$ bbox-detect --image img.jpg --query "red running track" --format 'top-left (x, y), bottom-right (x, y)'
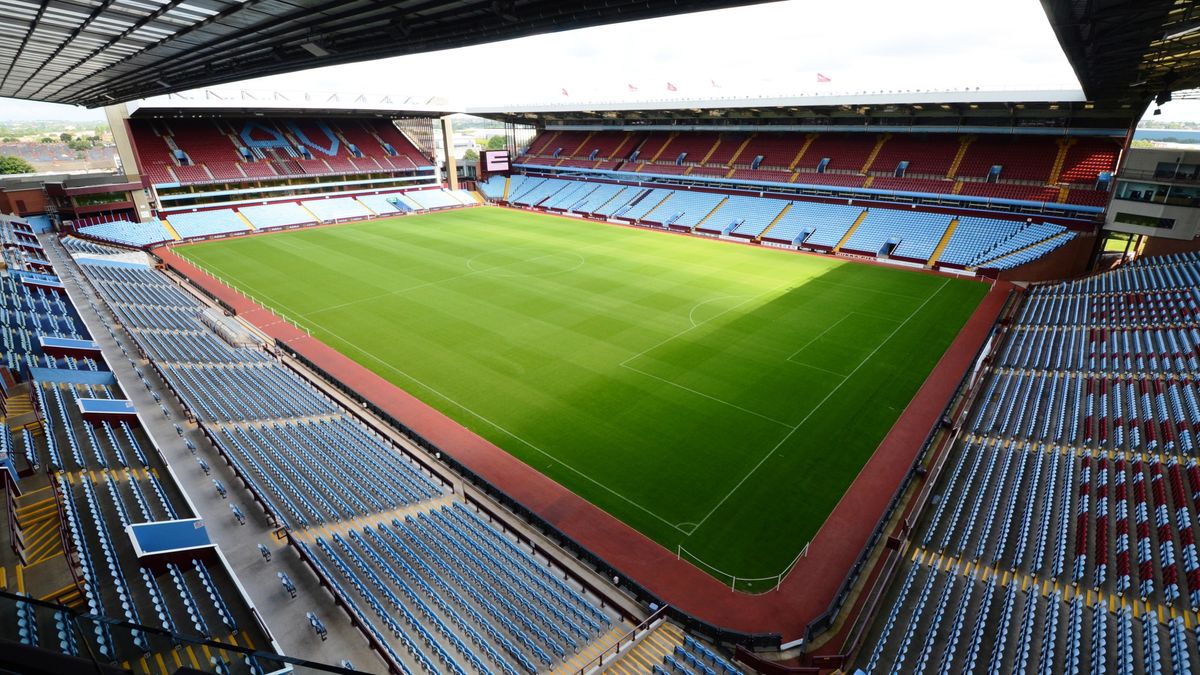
top-left (154, 244), bottom-right (1012, 642)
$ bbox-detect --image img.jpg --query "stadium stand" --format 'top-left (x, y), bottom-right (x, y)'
top-left (841, 209), bottom-right (953, 261)
top-left (0, 222), bottom-right (282, 672)
top-left (128, 117), bottom-right (434, 186)
top-left (355, 193), bottom-right (406, 215)
top-left (77, 219), bottom-right (174, 247)
top-left (239, 202), bottom-right (319, 229)
top-left (486, 173), bottom-right (1076, 270)
top-left (858, 252), bottom-right (1200, 674)
top-left (69, 247), bottom-right (629, 674)
top-left (299, 197), bottom-right (373, 222)
top-left (166, 210), bottom-right (251, 239)
top-left (515, 129), bottom-right (1121, 209)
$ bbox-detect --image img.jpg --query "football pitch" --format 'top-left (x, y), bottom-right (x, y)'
top-left (176, 206), bottom-right (988, 584)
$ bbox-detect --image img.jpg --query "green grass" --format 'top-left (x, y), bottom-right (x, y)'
top-left (177, 207), bottom-right (988, 585)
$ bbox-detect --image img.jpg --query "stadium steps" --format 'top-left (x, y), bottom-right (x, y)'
top-left (648, 132), bottom-right (679, 163)
top-left (951, 180), bottom-right (964, 194)
top-left (906, 545), bottom-right (1189, 633)
top-left (1049, 138), bottom-right (1075, 184)
top-left (502, 176), bottom-right (511, 200)
top-left (925, 217), bottom-right (959, 267)
top-left (725, 133), bottom-right (757, 167)
top-left (861, 133), bottom-right (892, 173)
top-left (788, 133), bottom-right (819, 170)
top-left (290, 494), bottom-right (456, 542)
top-left (697, 136), bottom-right (724, 166)
top-left (862, 175), bottom-right (875, 188)
top-left (550, 622), bottom-right (632, 674)
top-left (15, 491), bottom-right (66, 567)
top-left (756, 202), bottom-right (793, 241)
top-left (40, 582), bottom-right (84, 610)
top-left (591, 188), bottom-right (631, 215)
top-left (640, 192), bottom-right (676, 222)
top-left (1057, 186), bottom-right (1071, 203)
top-left (946, 136), bottom-right (974, 178)
top-left (235, 211), bottom-right (256, 230)
top-left (355, 197), bottom-right (378, 216)
top-left (693, 197), bottom-right (730, 229)
top-left (602, 620), bottom-right (686, 675)
top-left (124, 632), bottom-right (248, 675)
top-left (160, 219), bottom-right (183, 241)
top-left (3, 387), bottom-right (34, 418)
top-left (469, 190), bottom-right (485, 204)
top-left (558, 131), bottom-right (595, 165)
top-left (972, 230), bottom-right (1071, 270)
top-left (833, 209), bottom-right (871, 253)
top-left (297, 203), bottom-right (323, 224)
top-left (605, 134), bottom-right (637, 165)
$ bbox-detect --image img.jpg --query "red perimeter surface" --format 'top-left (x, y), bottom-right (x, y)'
top-left (154, 244), bottom-right (1012, 642)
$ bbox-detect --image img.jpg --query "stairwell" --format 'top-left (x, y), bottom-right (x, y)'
top-left (946, 136), bottom-right (974, 178)
top-left (926, 217), bottom-right (960, 267)
top-left (757, 202), bottom-right (793, 240)
top-left (834, 209), bottom-right (870, 252)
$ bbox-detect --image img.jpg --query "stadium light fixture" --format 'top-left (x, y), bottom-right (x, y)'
top-left (301, 42), bottom-right (331, 57)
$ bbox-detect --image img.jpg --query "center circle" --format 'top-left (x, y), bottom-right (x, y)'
top-left (466, 247), bottom-right (586, 277)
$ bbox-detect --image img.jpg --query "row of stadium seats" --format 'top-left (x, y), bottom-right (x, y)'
top-left (130, 117), bottom-right (432, 186)
top-left (857, 252), bottom-right (1200, 673)
top-left (520, 128), bottom-right (1118, 187)
top-left (490, 174), bottom-right (1075, 270)
top-left (77, 219), bottom-right (174, 248)
top-left (75, 188), bottom-right (476, 248)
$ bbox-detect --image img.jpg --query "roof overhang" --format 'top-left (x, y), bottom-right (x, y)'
top-left (468, 89), bottom-right (1133, 130)
top-left (0, 0), bottom-right (778, 108)
top-left (1040, 0), bottom-right (1200, 110)
top-left (126, 88), bottom-right (458, 118)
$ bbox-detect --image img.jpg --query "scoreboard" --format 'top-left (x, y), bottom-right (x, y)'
top-left (480, 149), bottom-right (510, 176)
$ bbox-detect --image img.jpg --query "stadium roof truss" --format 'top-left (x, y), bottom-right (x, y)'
top-left (0, 0), bottom-right (778, 108)
top-left (1042, 0), bottom-right (1200, 109)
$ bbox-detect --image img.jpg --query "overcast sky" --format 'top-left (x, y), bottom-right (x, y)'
top-left (0, 0), bottom-right (1193, 123)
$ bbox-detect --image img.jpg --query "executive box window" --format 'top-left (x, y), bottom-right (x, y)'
top-left (1113, 211), bottom-right (1176, 230)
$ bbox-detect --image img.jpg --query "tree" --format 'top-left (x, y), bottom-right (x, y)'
top-left (0, 156), bottom-right (36, 174)
top-left (485, 135), bottom-right (507, 150)
top-left (1, 137), bottom-right (17, 143)
top-left (59, 132), bottom-right (73, 142)
top-left (40, 137), bottom-right (54, 143)
top-left (463, 148), bottom-right (479, 162)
